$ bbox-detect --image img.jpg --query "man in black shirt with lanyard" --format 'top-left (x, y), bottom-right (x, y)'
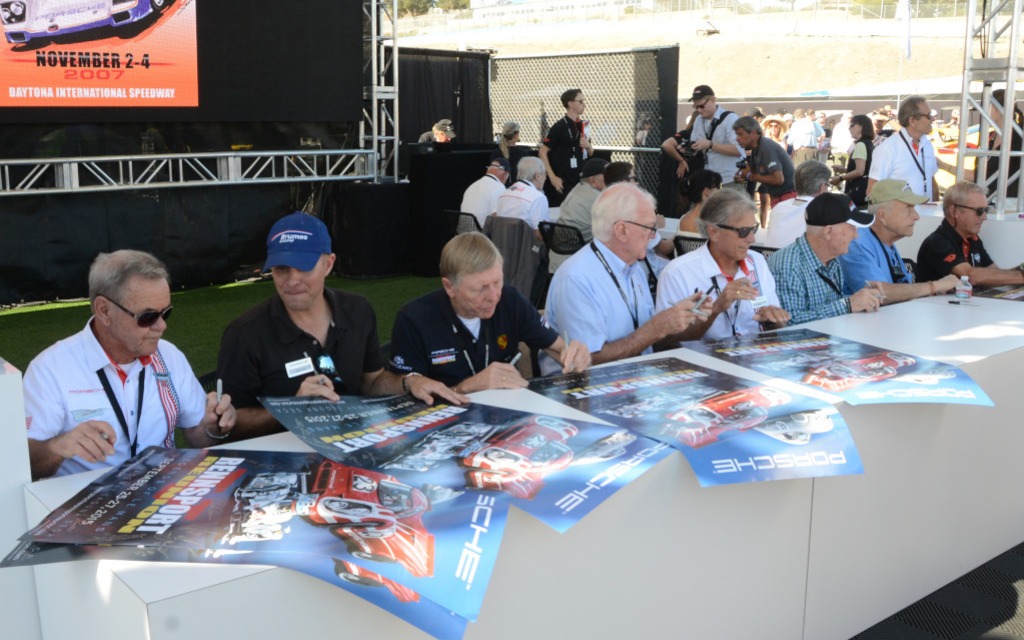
top-left (916, 180), bottom-right (1024, 285)
top-left (540, 88), bottom-right (594, 206)
top-left (389, 233), bottom-right (590, 393)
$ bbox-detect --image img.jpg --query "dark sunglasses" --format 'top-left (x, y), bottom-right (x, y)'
top-left (102, 295), bottom-right (173, 328)
top-left (715, 222), bottom-right (760, 238)
top-left (955, 203), bottom-right (989, 217)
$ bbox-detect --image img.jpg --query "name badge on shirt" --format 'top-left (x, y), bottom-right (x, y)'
top-left (569, 157), bottom-right (578, 169)
top-left (750, 295), bottom-right (769, 310)
top-left (285, 357), bottom-right (316, 379)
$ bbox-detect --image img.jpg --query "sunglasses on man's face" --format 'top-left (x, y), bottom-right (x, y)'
top-left (102, 295), bottom-right (173, 328)
top-left (715, 222), bottom-right (760, 238)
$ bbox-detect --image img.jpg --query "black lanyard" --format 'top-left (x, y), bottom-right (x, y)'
top-left (709, 276), bottom-right (741, 338)
top-left (896, 130), bottom-right (928, 194)
top-left (869, 228), bottom-right (909, 283)
top-left (816, 268), bottom-right (843, 296)
top-left (591, 242), bottom-right (640, 330)
top-left (96, 367), bottom-right (145, 458)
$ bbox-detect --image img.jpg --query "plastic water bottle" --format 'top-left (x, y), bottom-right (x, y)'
top-left (955, 275), bottom-right (973, 302)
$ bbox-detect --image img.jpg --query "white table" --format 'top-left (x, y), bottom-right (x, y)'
top-left (13, 296), bottom-right (1024, 639)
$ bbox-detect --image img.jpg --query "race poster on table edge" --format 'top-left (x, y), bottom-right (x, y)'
top-left (0, 1), bottom-right (198, 108)
top-left (528, 358), bottom-right (863, 487)
top-left (260, 395), bottom-right (673, 534)
top-left (15, 446), bottom-right (508, 623)
top-left (689, 328), bottom-right (993, 407)
top-left (974, 285), bottom-right (1024, 301)
top-left (1, 539), bottom-right (470, 640)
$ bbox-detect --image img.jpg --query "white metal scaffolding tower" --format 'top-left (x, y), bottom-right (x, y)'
top-left (363, 0), bottom-right (399, 183)
top-left (959, 0), bottom-right (1024, 212)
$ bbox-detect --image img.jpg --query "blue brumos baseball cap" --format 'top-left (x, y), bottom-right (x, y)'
top-left (264, 212), bottom-right (332, 272)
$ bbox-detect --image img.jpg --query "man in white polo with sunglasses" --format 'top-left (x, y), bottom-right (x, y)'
top-left (218, 212), bottom-right (464, 443)
top-left (23, 250), bottom-right (237, 478)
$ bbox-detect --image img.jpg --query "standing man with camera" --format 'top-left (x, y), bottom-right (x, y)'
top-left (732, 116), bottom-right (796, 211)
top-left (678, 85), bottom-right (744, 187)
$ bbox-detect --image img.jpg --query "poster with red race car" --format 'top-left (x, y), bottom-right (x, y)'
top-left (260, 395), bottom-right (673, 534)
top-left (528, 358), bottom-right (863, 487)
top-left (1, 539), bottom-right (469, 640)
top-left (14, 446), bottom-right (509, 625)
top-left (689, 328), bottom-right (993, 406)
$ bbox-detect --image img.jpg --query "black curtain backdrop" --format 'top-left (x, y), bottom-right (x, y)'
top-left (398, 48), bottom-right (492, 145)
top-left (0, 186), bottom-right (292, 305)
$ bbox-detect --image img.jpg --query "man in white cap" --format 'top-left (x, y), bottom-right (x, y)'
top-left (768, 193), bottom-right (885, 324)
top-left (218, 212), bottom-right (465, 441)
top-left (839, 179), bottom-right (959, 302)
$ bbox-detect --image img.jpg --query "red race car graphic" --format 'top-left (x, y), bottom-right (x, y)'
top-left (225, 461), bottom-right (434, 578)
top-left (459, 416), bottom-right (579, 499)
top-left (663, 386), bottom-right (792, 449)
top-left (802, 352), bottom-right (916, 392)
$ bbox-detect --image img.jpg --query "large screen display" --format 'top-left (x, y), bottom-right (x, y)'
top-left (0, 0), bottom-right (362, 122)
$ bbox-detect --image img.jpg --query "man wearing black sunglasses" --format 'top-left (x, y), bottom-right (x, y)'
top-left (23, 250), bottom-right (237, 479)
top-left (916, 180), bottom-right (1024, 285)
top-left (219, 212), bottom-right (465, 442)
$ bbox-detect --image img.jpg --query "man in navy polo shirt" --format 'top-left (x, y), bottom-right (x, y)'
top-left (388, 232), bottom-right (590, 393)
top-left (218, 212), bottom-right (464, 441)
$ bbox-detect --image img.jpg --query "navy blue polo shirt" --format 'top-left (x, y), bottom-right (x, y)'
top-left (388, 286), bottom-right (557, 386)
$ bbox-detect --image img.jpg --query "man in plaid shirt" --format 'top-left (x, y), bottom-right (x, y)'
top-left (768, 193), bottom-right (884, 324)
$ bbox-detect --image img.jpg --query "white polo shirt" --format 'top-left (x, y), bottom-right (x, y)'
top-left (496, 180), bottom-right (551, 230)
top-left (868, 129), bottom-right (938, 200)
top-left (23, 320), bottom-right (207, 477)
top-left (656, 244), bottom-right (779, 342)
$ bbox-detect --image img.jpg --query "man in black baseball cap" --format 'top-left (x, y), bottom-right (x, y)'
top-left (684, 84), bottom-right (743, 186)
top-left (767, 193), bottom-right (884, 323)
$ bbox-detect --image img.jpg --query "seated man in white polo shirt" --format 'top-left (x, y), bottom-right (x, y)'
top-left (23, 250), bottom-right (237, 478)
top-left (496, 156), bottom-right (551, 241)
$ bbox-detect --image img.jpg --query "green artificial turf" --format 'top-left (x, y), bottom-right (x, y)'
top-left (0, 274), bottom-right (438, 375)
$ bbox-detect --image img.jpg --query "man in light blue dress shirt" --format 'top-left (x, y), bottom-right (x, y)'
top-left (542, 183), bottom-right (706, 374)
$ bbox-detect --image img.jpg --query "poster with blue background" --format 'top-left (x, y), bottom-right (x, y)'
top-left (261, 395), bottom-right (671, 534)
top-left (18, 446), bottom-right (506, 624)
top-left (690, 328), bottom-right (993, 406)
top-left (529, 358), bottom-right (863, 487)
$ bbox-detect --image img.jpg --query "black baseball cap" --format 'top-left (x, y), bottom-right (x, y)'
top-left (580, 158), bottom-right (609, 179)
top-left (691, 85), bottom-right (715, 102)
top-left (805, 193), bottom-right (874, 227)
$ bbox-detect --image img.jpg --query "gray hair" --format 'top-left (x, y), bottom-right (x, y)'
top-left (732, 116), bottom-right (762, 136)
top-left (592, 183), bottom-right (656, 243)
top-left (439, 232), bottom-right (503, 286)
top-left (795, 160), bottom-right (832, 196)
top-left (88, 250), bottom-right (169, 304)
top-left (897, 95), bottom-right (927, 128)
top-left (517, 156), bottom-right (546, 182)
top-left (697, 189), bottom-right (757, 237)
top-left (942, 181), bottom-right (986, 219)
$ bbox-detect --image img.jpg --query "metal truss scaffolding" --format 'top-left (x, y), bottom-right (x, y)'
top-left (363, 0), bottom-right (399, 182)
top-left (959, 0), bottom-right (1024, 211)
top-left (0, 150), bottom-right (374, 197)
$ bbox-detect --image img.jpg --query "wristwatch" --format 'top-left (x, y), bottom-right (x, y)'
top-left (401, 371), bottom-right (422, 393)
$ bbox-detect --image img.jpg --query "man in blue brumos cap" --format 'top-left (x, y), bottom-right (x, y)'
top-left (218, 211), bottom-right (466, 442)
